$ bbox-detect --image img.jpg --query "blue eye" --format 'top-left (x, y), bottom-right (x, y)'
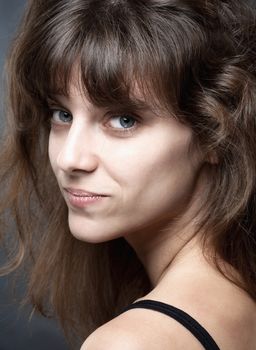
top-left (51, 110), bottom-right (72, 124)
top-left (109, 115), bottom-right (136, 129)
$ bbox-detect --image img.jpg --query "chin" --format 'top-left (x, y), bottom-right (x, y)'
top-left (68, 222), bottom-right (121, 244)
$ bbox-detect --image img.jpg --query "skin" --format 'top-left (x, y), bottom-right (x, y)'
top-left (48, 81), bottom-right (212, 280)
top-left (48, 83), bottom-right (208, 265)
top-left (48, 82), bottom-right (256, 349)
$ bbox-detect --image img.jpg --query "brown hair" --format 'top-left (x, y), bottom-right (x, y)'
top-left (1, 0), bottom-right (256, 345)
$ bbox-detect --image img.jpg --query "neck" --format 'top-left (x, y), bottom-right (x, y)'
top-left (125, 216), bottom-right (203, 287)
top-left (124, 171), bottom-right (208, 287)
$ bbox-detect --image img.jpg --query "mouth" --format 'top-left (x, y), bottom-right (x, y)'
top-left (63, 188), bottom-right (109, 208)
top-left (64, 188), bottom-right (109, 197)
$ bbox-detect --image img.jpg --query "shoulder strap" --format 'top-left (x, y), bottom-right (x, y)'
top-left (121, 299), bottom-right (220, 350)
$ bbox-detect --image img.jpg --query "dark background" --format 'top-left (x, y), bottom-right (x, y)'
top-left (0, 0), bottom-right (255, 349)
top-left (0, 1), bottom-right (69, 349)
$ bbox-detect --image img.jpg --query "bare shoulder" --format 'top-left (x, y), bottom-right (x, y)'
top-left (80, 262), bottom-right (256, 350)
top-left (80, 306), bottom-right (203, 350)
top-left (145, 259), bottom-right (256, 350)
top-left (80, 320), bottom-right (142, 350)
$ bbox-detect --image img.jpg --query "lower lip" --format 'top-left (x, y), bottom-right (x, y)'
top-left (65, 192), bottom-right (107, 208)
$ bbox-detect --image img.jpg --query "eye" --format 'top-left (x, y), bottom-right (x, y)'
top-left (51, 109), bottom-right (73, 124)
top-left (107, 114), bottom-right (137, 130)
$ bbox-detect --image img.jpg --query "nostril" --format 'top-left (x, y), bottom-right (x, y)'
top-left (56, 148), bottom-right (99, 174)
top-left (50, 120), bottom-right (100, 174)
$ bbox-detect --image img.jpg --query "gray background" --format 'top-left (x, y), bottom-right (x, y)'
top-left (0, 0), bottom-right (255, 349)
top-left (0, 1), bottom-right (69, 349)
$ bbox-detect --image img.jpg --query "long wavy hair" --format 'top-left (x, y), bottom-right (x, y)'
top-left (1, 0), bottom-right (256, 345)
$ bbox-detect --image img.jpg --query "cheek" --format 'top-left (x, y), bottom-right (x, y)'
top-left (48, 132), bottom-right (60, 173)
top-left (104, 129), bottom-right (196, 188)
top-left (103, 130), bottom-right (200, 218)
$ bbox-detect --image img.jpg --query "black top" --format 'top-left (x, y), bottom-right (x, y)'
top-left (121, 299), bottom-right (220, 350)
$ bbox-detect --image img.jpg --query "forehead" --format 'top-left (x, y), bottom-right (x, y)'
top-left (21, 0), bottom-right (203, 127)
top-left (49, 66), bottom-right (173, 117)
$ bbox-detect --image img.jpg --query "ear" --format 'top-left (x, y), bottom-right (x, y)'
top-left (205, 150), bottom-right (219, 165)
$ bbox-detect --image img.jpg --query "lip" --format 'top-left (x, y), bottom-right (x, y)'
top-left (64, 188), bottom-right (109, 197)
top-left (63, 188), bottom-right (109, 208)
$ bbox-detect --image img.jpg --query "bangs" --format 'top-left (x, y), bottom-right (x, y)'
top-left (18, 0), bottom-right (207, 116)
top-left (28, 28), bottom-right (173, 113)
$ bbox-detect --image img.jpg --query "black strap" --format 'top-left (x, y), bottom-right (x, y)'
top-left (121, 299), bottom-right (220, 350)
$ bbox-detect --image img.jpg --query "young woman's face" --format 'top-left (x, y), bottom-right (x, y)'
top-left (48, 83), bottom-right (206, 243)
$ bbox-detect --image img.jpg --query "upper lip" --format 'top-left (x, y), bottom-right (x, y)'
top-left (64, 188), bottom-right (109, 197)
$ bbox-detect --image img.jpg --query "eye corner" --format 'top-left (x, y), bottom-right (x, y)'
top-left (49, 109), bottom-right (73, 126)
top-left (102, 112), bottom-right (140, 137)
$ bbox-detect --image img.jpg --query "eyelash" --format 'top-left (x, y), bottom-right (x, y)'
top-left (50, 109), bottom-right (72, 124)
top-left (105, 113), bottom-right (140, 135)
top-left (48, 107), bottom-right (141, 135)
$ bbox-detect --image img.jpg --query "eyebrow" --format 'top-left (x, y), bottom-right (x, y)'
top-left (46, 93), bottom-right (156, 112)
top-left (45, 95), bottom-right (72, 114)
top-left (46, 95), bottom-right (66, 103)
top-left (129, 98), bottom-right (154, 111)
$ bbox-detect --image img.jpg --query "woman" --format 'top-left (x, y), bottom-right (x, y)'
top-left (1, 0), bottom-right (256, 349)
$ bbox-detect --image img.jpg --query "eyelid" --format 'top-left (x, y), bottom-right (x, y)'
top-left (103, 112), bottom-right (141, 136)
top-left (47, 101), bottom-right (72, 116)
top-left (105, 110), bottom-right (141, 121)
top-left (47, 101), bottom-right (70, 112)
top-left (48, 107), bottom-right (73, 127)
top-left (46, 96), bottom-right (71, 112)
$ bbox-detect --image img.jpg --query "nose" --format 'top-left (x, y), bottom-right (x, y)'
top-left (56, 122), bottom-right (99, 174)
